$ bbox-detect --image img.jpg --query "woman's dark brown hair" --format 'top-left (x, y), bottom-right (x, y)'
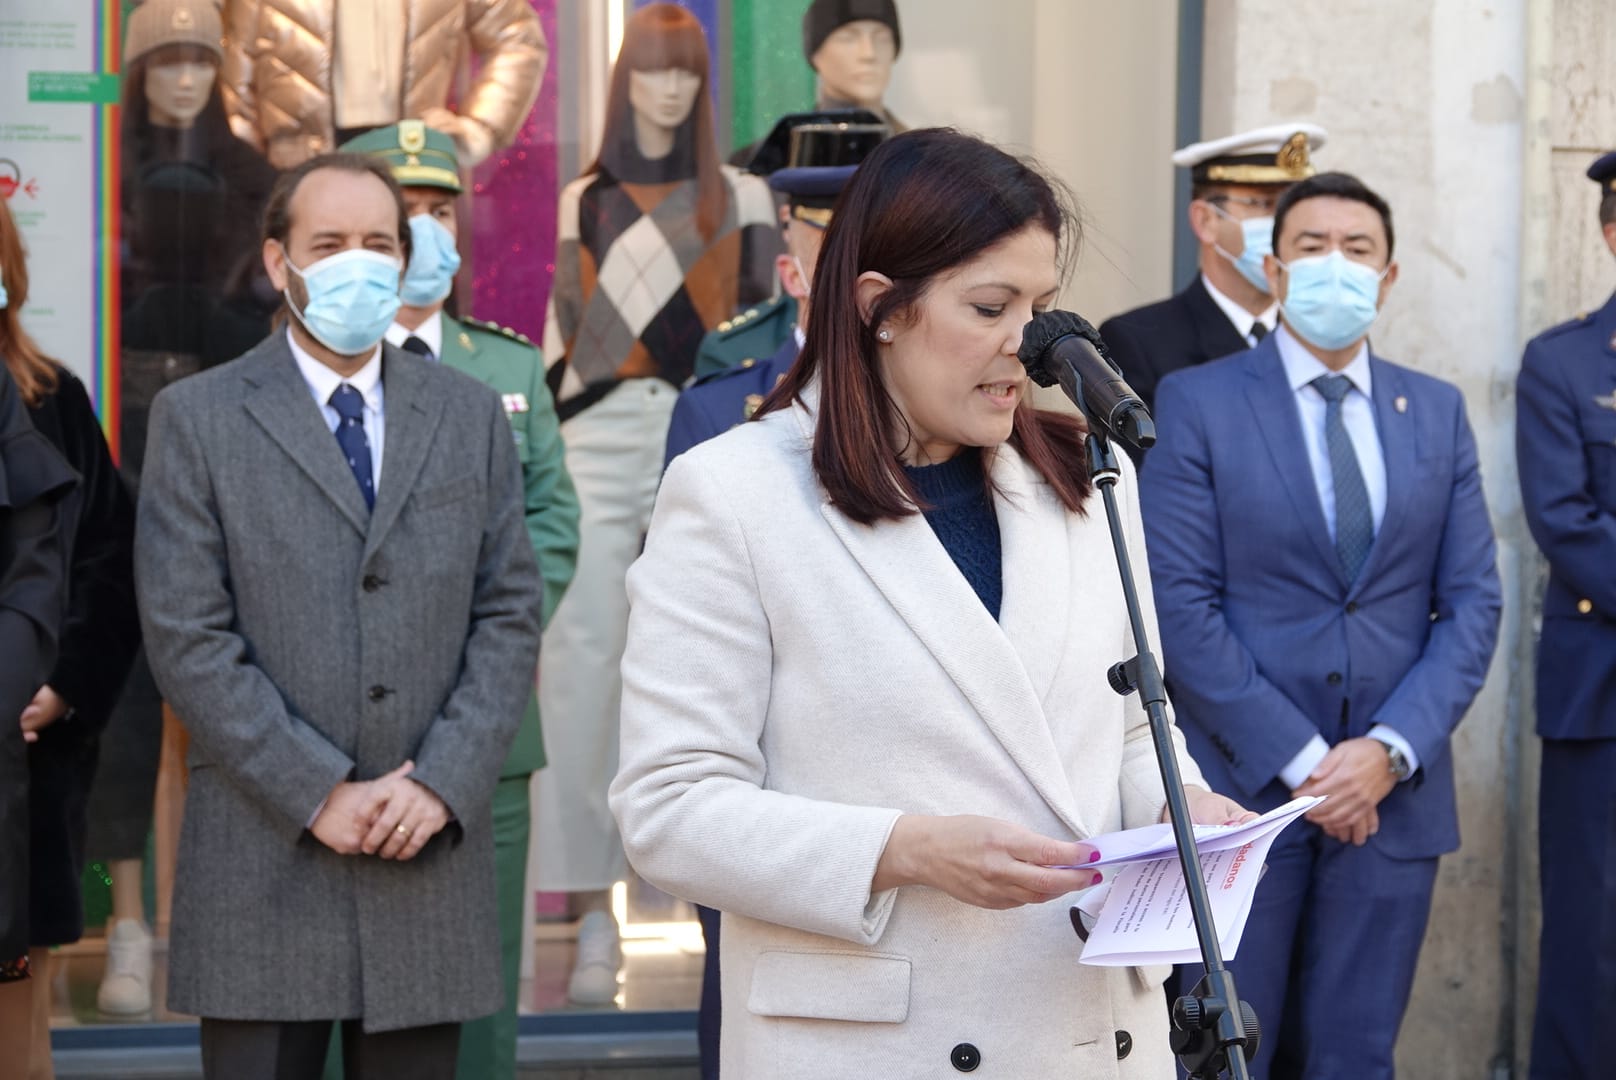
top-left (0, 197), bottom-right (60, 407)
top-left (589, 3), bottom-right (726, 243)
top-left (757, 127), bottom-right (1092, 525)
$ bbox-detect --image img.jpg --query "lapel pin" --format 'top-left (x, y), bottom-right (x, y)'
top-left (1394, 395), bottom-right (1408, 414)
top-left (459, 332), bottom-right (474, 351)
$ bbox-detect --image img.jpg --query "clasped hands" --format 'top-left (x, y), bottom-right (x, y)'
top-left (1292, 737), bottom-right (1399, 846)
top-left (310, 760), bottom-right (449, 861)
top-left (872, 784), bottom-right (1255, 912)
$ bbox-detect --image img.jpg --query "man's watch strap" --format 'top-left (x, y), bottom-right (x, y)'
top-left (1383, 742), bottom-right (1412, 782)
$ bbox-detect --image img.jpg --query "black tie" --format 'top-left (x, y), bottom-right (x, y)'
top-left (1250, 322), bottom-right (1269, 343)
top-left (401, 335), bottom-right (434, 361)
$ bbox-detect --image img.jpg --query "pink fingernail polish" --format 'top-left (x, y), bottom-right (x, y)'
top-left (1087, 850), bottom-right (1101, 863)
top-left (1090, 871), bottom-right (1104, 887)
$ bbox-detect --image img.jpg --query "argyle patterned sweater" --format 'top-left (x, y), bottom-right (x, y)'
top-left (543, 163), bottom-right (777, 419)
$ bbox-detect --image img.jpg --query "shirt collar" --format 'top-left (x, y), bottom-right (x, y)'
top-left (385, 312), bottom-right (444, 359)
top-left (1276, 323), bottom-right (1373, 398)
top-left (288, 328), bottom-right (384, 411)
top-left (1201, 273), bottom-right (1278, 339)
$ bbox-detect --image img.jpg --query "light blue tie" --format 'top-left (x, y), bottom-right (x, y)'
top-left (1311, 374), bottom-right (1372, 581)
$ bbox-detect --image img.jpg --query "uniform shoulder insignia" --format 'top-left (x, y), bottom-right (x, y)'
top-left (692, 359), bottom-right (760, 387)
top-left (461, 316), bottom-right (536, 346)
top-left (715, 305), bottom-right (766, 338)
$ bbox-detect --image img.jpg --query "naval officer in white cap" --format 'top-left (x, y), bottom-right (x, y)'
top-left (1100, 124), bottom-right (1327, 426)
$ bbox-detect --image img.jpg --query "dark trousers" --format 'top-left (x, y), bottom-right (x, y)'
top-left (1177, 819), bottom-right (1437, 1080)
top-left (1531, 739), bottom-right (1616, 1079)
top-left (200, 1017), bottom-right (459, 1080)
top-left (696, 903), bottom-right (721, 1080)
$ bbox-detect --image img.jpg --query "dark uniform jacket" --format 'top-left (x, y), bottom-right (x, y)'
top-left (1099, 276), bottom-right (1252, 414)
top-left (666, 336), bottom-right (798, 468)
top-left (1518, 290), bottom-right (1616, 739)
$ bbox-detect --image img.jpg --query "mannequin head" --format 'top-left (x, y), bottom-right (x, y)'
top-left (802, 0), bottom-right (902, 111)
top-left (591, 4), bottom-right (724, 241)
top-left (121, 0), bottom-right (224, 130)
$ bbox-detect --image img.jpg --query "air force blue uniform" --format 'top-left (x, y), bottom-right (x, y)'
top-left (665, 337), bottom-right (797, 468)
top-left (1518, 289), bottom-right (1616, 1079)
top-left (1141, 334), bottom-right (1501, 1080)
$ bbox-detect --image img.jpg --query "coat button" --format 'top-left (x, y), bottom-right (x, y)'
top-left (1116, 1030), bottom-right (1133, 1059)
top-left (362, 574), bottom-right (382, 592)
top-left (1345, 602), bottom-right (1358, 614)
top-left (367, 685), bottom-right (387, 702)
top-left (950, 1043), bottom-right (981, 1072)
top-left (1579, 598), bottom-right (1594, 615)
top-left (1326, 671), bottom-right (1343, 686)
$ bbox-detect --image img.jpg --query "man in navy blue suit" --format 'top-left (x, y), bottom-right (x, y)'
top-left (1517, 149), bottom-right (1616, 1080)
top-left (1139, 171), bottom-right (1501, 1080)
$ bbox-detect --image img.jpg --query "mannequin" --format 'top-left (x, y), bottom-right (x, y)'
top-left (535, 2), bottom-right (776, 1006)
top-left (95, 0), bottom-right (274, 1020)
top-left (219, 0), bottom-right (548, 168)
top-left (803, 0), bottom-right (905, 132)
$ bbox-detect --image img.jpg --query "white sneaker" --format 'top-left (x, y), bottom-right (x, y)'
top-left (566, 911), bottom-right (623, 1006)
top-left (97, 919), bottom-right (153, 1016)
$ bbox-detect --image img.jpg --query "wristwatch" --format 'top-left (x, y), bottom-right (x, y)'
top-left (1382, 742), bottom-right (1412, 782)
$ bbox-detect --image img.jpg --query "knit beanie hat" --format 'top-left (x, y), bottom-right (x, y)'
top-left (123, 0), bottom-right (223, 65)
top-left (802, 0), bottom-right (902, 63)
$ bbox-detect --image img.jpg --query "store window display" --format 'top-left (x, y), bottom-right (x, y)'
top-left (90, 0), bottom-right (277, 1021)
top-left (804, 0), bottom-right (905, 133)
top-left (534, 1), bottom-right (776, 1007)
top-left (219, 0), bottom-right (549, 169)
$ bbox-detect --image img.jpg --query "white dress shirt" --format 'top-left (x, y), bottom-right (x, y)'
top-left (1201, 273), bottom-right (1278, 346)
top-left (386, 313), bottom-right (444, 361)
top-left (1271, 324), bottom-right (1418, 787)
top-left (289, 329), bottom-right (386, 492)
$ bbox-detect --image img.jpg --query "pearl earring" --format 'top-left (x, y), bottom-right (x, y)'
top-left (877, 328), bottom-right (892, 342)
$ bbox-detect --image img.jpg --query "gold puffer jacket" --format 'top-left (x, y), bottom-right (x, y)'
top-left (220, 0), bottom-right (548, 170)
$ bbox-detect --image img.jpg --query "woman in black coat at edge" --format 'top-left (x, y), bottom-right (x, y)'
top-left (0, 355), bottom-right (76, 1076)
top-left (0, 195), bottom-right (141, 1076)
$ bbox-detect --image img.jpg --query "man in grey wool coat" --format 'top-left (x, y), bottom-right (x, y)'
top-left (133, 151), bottom-right (542, 1079)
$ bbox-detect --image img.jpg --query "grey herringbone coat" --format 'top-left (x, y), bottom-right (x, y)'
top-left (134, 333), bottom-right (542, 1032)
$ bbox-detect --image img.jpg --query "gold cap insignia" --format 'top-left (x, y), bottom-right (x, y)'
top-left (1276, 131), bottom-right (1311, 176)
top-left (399, 120), bottom-right (427, 155)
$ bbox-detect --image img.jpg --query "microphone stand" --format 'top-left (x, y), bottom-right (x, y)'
top-left (1081, 429), bottom-right (1260, 1080)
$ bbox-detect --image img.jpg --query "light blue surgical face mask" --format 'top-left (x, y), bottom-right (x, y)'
top-left (1277, 251), bottom-right (1388, 351)
top-left (401, 213), bottom-right (462, 307)
top-left (1209, 204), bottom-right (1275, 294)
top-left (282, 246), bottom-right (403, 355)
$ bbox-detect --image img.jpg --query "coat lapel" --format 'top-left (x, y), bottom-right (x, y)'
top-left (1241, 339), bottom-right (1347, 587)
top-left (241, 338), bottom-right (370, 538)
top-left (815, 441), bottom-right (1087, 838)
top-left (364, 346), bottom-right (446, 559)
top-left (1351, 354), bottom-right (1415, 596)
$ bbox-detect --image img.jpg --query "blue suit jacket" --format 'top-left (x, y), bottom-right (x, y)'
top-left (1518, 290), bottom-right (1616, 739)
top-left (1140, 335), bottom-right (1500, 860)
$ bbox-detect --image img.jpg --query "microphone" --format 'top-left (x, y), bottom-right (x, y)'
top-left (1017, 311), bottom-right (1156, 450)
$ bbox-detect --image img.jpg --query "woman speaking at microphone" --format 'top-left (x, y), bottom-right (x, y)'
top-left (611, 128), bottom-right (1250, 1078)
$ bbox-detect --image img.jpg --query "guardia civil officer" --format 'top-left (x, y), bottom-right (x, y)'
top-left (1100, 125), bottom-right (1326, 417)
top-left (341, 121), bottom-right (580, 1080)
top-left (1518, 150), bottom-right (1616, 1080)
top-left (668, 114), bottom-right (886, 467)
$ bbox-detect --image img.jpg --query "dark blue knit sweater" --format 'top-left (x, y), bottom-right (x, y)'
top-left (904, 447), bottom-right (1003, 620)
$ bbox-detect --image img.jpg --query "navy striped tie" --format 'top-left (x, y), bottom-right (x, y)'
top-left (329, 384), bottom-right (375, 511)
top-left (1311, 374), bottom-right (1372, 581)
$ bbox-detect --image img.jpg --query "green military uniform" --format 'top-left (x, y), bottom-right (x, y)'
top-left (691, 294), bottom-right (797, 381)
top-left (335, 122), bottom-right (580, 1080)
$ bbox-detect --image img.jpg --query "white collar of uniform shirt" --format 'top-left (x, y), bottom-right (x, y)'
top-left (1201, 272), bottom-right (1277, 344)
top-left (385, 311), bottom-right (444, 359)
top-left (288, 326), bottom-right (386, 487)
